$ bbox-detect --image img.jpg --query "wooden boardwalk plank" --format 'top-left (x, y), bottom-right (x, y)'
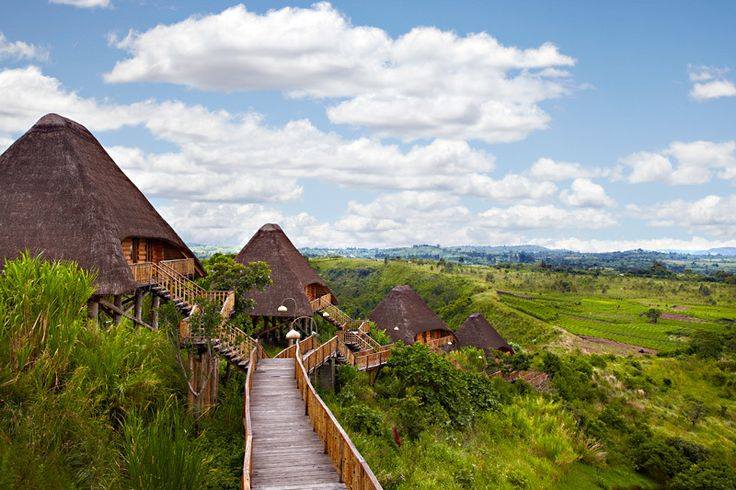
top-left (250, 358), bottom-right (346, 490)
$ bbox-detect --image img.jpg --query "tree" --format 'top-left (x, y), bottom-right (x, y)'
top-left (644, 308), bottom-right (662, 324)
top-left (199, 253), bottom-right (271, 313)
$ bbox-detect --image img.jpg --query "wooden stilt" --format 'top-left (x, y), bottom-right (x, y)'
top-left (113, 295), bottom-right (123, 325)
top-left (134, 289), bottom-right (143, 323)
top-left (151, 294), bottom-right (160, 329)
top-left (87, 297), bottom-right (99, 321)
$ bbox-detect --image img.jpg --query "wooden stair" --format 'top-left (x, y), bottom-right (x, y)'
top-left (250, 359), bottom-right (347, 489)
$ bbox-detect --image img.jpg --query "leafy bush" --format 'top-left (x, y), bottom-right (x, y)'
top-left (633, 436), bottom-right (709, 483)
top-left (342, 404), bottom-right (384, 436)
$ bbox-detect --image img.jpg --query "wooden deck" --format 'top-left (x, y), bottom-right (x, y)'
top-left (250, 358), bottom-right (346, 490)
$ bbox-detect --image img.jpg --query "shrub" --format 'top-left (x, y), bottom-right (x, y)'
top-left (342, 404), bottom-right (384, 436)
top-left (633, 436), bottom-right (709, 483)
top-left (670, 460), bottom-right (736, 490)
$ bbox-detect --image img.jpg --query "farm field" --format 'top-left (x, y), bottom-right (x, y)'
top-left (312, 257), bottom-right (736, 352)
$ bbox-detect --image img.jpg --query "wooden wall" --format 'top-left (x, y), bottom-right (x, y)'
top-left (415, 329), bottom-right (449, 344)
top-left (121, 237), bottom-right (186, 265)
top-left (304, 283), bottom-right (332, 302)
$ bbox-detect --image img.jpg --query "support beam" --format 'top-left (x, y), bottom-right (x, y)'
top-left (134, 289), bottom-right (144, 323)
top-left (87, 297), bottom-right (99, 322)
top-left (113, 295), bottom-right (123, 325)
top-left (151, 294), bottom-right (160, 330)
top-left (99, 299), bottom-right (154, 330)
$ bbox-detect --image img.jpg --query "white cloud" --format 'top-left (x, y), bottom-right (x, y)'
top-left (691, 80), bottom-right (736, 100)
top-left (559, 178), bottom-right (614, 207)
top-left (1, 66), bottom-right (559, 207)
top-left (688, 65), bottom-right (736, 100)
top-left (536, 236), bottom-right (736, 253)
top-left (0, 33), bottom-right (48, 61)
top-left (479, 204), bottom-right (615, 230)
top-left (643, 194), bottom-right (736, 238)
top-left (529, 157), bottom-right (608, 181)
top-left (619, 140), bottom-right (736, 185)
top-left (50, 0), bottom-right (110, 8)
top-left (0, 66), bottom-right (153, 134)
top-left (105, 3), bottom-right (575, 143)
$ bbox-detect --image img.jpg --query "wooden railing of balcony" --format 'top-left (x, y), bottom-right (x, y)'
top-left (160, 258), bottom-right (196, 277)
top-left (425, 335), bottom-right (456, 352)
top-left (295, 342), bottom-right (382, 490)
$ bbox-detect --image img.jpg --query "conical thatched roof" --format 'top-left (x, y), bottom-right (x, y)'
top-left (369, 285), bottom-right (453, 344)
top-left (235, 223), bottom-right (333, 317)
top-left (455, 313), bottom-right (513, 354)
top-left (0, 113), bottom-right (202, 295)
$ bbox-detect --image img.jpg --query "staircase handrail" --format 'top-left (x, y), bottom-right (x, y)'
top-left (309, 293), bottom-right (333, 312)
top-left (353, 344), bottom-right (393, 371)
top-left (295, 342), bottom-right (382, 490)
top-left (242, 339), bottom-right (263, 490)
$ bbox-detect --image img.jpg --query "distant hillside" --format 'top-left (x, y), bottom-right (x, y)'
top-left (302, 244), bottom-right (736, 274)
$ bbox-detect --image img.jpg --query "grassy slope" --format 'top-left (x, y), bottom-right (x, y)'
top-left (311, 258), bottom-right (556, 346)
top-left (313, 258), bottom-right (736, 488)
top-left (313, 258), bottom-right (736, 351)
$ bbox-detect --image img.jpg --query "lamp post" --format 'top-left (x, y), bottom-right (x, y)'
top-left (278, 297), bottom-right (297, 314)
top-left (288, 315), bottom-right (319, 337)
top-left (286, 328), bottom-right (301, 346)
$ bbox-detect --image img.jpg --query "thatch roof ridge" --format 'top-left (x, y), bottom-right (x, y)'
top-left (455, 312), bottom-right (513, 353)
top-left (368, 284), bottom-right (453, 344)
top-left (0, 113), bottom-right (202, 295)
top-left (235, 223), bottom-right (332, 317)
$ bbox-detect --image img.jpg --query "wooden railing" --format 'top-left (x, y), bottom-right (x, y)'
top-left (275, 334), bottom-right (320, 359)
top-left (353, 346), bottom-right (392, 371)
top-left (130, 261), bottom-right (230, 309)
top-left (129, 262), bottom-right (154, 283)
top-left (303, 336), bottom-right (339, 374)
top-left (425, 335), bottom-right (456, 352)
top-left (242, 341), bottom-right (264, 490)
top-left (160, 258), bottom-right (196, 277)
top-left (309, 293), bottom-right (333, 312)
top-left (342, 330), bottom-right (378, 353)
top-left (295, 343), bottom-right (382, 490)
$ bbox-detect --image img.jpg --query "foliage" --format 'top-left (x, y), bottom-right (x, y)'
top-left (369, 327), bottom-right (391, 346)
top-left (0, 255), bottom-right (234, 487)
top-left (121, 405), bottom-right (211, 490)
top-left (199, 253), bottom-right (271, 313)
top-left (644, 308), bottom-right (662, 324)
top-left (384, 344), bottom-right (500, 432)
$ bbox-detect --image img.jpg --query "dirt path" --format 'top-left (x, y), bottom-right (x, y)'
top-left (552, 327), bottom-right (657, 356)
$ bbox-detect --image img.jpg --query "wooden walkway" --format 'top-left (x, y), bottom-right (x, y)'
top-left (250, 358), bottom-right (346, 490)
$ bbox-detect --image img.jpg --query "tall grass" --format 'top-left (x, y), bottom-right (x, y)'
top-left (121, 404), bottom-right (211, 490)
top-left (0, 255), bottom-right (220, 487)
top-left (0, 253), bottom-right (93, 385)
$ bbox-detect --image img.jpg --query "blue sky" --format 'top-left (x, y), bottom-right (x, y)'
top-left (1, 0), bottom-right (735, 251)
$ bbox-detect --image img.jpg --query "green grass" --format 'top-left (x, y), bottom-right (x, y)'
top-left (313, 257), bottom-right (736, 351)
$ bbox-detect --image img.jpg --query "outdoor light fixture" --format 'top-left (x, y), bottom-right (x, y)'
top-left (323, 312), bottom-right (330, 317)
top-left (277, 305), bottom-right (288, 312)
top-left (394, 326), bottom-right (399, 330)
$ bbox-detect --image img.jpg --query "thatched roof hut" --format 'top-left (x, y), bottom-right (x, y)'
top-left (455, 313), bottom-right (514, 354)
top-left (0, 113), bottom-right (203, 295)
top-left (369, 285), bottom-right (454, 344)
top-left (235, 223), bottom-right (334, 318)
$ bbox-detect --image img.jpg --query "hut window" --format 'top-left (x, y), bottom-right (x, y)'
top-left (145, 240), bottom-right (153, 262)
top-left (131, 238), bottom-right (139, 262)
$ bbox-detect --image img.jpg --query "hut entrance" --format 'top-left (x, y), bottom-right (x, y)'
top-left (305, 282), bottom-right (331, 302)
top-left (415, 329), bottom-right (449, 344)
top-left (122, 237), bottom-right (179, 265)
